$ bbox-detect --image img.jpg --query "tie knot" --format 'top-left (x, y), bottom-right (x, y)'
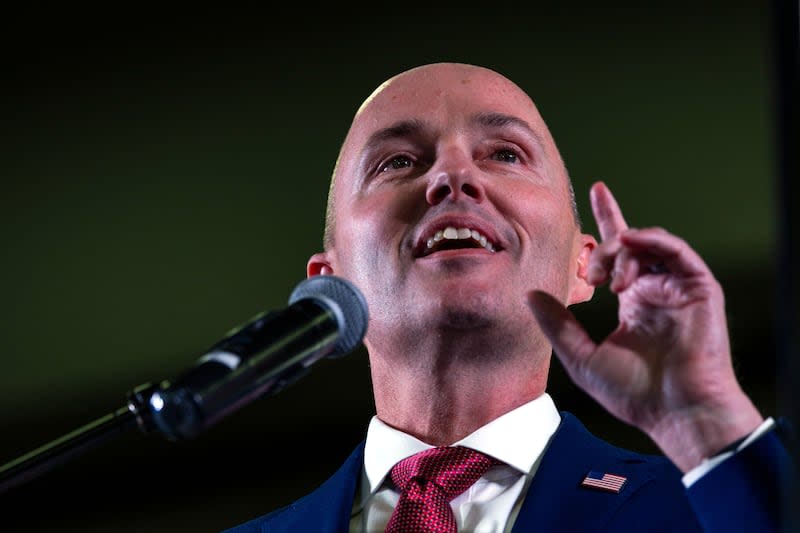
top-left (390, 446), bottom-right (498, 500)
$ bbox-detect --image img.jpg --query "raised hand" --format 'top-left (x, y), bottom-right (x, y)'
top-left (528, 181), bottom-right (763, 472)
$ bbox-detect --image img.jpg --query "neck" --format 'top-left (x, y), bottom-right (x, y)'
top-left (366, 325), bottom-right (550, 446)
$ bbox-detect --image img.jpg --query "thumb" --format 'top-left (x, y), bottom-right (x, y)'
top-left (527, 290), bottom-right (597, 377)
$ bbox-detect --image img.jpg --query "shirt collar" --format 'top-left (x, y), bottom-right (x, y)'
top-left (362, 393), bottom-right (561, 494)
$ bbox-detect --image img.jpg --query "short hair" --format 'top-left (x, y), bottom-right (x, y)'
top-left (323, 166), bottom-right (338, 249)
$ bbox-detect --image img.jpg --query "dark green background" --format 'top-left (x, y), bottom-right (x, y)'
top-left (1, 3), bottom-right (789, 531)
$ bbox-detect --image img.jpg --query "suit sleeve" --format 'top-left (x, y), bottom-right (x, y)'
top-left (685, 420), bottom-right (796, 532)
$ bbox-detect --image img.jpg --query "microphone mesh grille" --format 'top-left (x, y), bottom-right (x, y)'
top-left (288, 275), bottom-right (369, 357)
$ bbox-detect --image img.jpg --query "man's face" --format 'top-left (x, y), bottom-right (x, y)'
top-left (313, 63), bottom-right (594, 345)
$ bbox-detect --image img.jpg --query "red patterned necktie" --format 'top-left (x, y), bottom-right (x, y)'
top-left (384, 446), bottom-right (500, 533)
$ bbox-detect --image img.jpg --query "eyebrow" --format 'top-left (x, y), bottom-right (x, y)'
top-left (471, 112), bottom-right (546, 150)
top-left (364, 112), bottom-right (544, 149)
top-left (364, 118), bottom-right (429, 148)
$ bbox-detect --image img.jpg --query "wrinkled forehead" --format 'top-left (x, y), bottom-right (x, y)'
top-left (335, 65), bottom-right (559, 181)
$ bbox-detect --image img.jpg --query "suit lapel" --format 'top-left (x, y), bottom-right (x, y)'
top-left (263, 442), bottom-right (365, 533)
top-left (510, 412), bottom-right (654, 532)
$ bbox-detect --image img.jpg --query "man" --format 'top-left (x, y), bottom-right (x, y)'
top-left (223, 63), bottom-right (792, 532)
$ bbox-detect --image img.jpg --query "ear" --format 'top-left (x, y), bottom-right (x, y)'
top-left (567, 234), bottom-right (597, 305)
top-left (307, 251), bottom-right (335, 278)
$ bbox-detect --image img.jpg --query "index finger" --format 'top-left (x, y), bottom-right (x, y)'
top-left (590, 181), bottom-right (629, 241)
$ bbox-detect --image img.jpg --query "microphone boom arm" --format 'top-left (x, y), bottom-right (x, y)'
top-left (0, 275), bottom-right (368, 496)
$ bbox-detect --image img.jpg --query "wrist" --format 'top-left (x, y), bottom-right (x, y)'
top-left (648, 394), bottom-right (764, 472)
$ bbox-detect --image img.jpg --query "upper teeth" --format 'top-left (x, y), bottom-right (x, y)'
top-left (426, 226), bottom-right (495, 252)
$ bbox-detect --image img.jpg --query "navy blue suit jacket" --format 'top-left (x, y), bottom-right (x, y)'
top-left (222, 412), bottom-right (791, 532)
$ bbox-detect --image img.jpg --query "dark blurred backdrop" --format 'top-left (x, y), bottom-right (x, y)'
top-left (0, 2), bottom-right (788, 531)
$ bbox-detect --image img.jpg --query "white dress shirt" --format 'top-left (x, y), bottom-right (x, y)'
top-left (349, 393), bottom-right (562, 533)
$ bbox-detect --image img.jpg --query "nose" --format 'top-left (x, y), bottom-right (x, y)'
top-left (425, 147), bottom-right (486, 205)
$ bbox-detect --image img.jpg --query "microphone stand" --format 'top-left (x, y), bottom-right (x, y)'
top-left (0, 304), bottom-right (341, 495)
top-left (0, 275), bottom-right (366, 498)
top-left (0, 350), bottom-right (316, 496)
top-left (0, 382), bottom-right (161, 495)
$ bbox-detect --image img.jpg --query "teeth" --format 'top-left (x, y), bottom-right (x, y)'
top-left (425, 226), bottom-right (496, 253)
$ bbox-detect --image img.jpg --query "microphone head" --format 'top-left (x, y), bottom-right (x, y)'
top-left (288, 275), bottom-right (369, 357)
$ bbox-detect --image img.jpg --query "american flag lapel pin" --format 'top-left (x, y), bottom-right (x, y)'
top-left (580, 470), bottom-right (627, 493)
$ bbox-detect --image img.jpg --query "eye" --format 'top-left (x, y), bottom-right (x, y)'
top-left (490, 148), bottom-right (520, 164)
top-left (379, 154), bottom-right (414, 173)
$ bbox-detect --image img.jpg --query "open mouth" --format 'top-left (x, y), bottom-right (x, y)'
top-left (419, 226), bottom-right (499, 258)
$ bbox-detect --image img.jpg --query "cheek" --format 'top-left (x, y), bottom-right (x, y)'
top-left (335, 190), bottom-right (419, 275)
top-left (537, 229), bottom-right (580, 298)
top-left (507, 189), bottom-right (579, 293)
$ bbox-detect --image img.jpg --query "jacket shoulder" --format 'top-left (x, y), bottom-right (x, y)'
top-left (512, 411), bottom-right (702, 532)
top-left (220, 441), bottom-right (365, 533)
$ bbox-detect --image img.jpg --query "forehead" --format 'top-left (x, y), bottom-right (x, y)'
top-left (351, 65), bottom-right (547, 147)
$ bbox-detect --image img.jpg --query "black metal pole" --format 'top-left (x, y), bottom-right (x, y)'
top-left (0, 405), bottom-right (138, 495)
top-left (0, 382), bottom-right (159, 495)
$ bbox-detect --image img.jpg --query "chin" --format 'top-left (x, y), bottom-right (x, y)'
top-left (437, 308), bottom-right (496, 330)
top-left (432, 291), bottom-right (500, 330)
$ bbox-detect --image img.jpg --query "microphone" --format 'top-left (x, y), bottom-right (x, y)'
top-left (128, 275), bottom-right (369, 441)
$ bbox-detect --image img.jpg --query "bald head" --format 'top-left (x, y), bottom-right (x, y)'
top-left (322, 62), bottom-right (579, 249)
